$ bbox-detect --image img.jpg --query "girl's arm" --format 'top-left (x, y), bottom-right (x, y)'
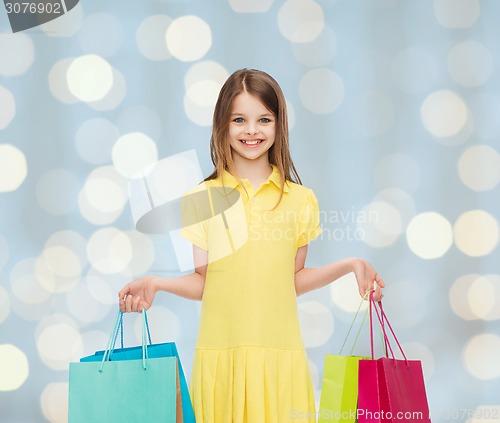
top-left (118, 245), bottom-right (208, 312)
top-left (294, 245), bottom-right (384, 299)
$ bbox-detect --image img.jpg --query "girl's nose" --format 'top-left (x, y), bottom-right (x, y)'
top-left (246, 124), bottom-right (257, 135)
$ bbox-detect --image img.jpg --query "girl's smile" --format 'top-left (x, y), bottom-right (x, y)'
top-left (239, 138), bottom-right (264, 146)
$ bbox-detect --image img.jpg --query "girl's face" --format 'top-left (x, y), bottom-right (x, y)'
top-left (228, 91), bottom-right (276, 164)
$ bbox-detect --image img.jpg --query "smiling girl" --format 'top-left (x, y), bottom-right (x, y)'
top-left (118, 69), bottom-right (384, 422)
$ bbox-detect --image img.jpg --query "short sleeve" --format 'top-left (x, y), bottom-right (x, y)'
top-left (297, 189), bottom-right (322, 247)
top-left (180, 186), bottom-right (208, 250)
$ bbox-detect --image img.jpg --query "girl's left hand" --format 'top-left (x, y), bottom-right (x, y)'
top-left (351, 258), bottom-right (385, 301)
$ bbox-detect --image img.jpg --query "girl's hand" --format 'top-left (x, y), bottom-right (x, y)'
top-left (351, 258), bottom-right (385, 301)
top-left (118, 276), bottom-right (158, 313)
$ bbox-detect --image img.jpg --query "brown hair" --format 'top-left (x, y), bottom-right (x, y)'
top-left (205, 69), bottom-right (302, 203)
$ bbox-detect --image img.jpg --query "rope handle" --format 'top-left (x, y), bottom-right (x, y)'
top-left (99, 310), bottom-right (152, 373)
top-left (112, 310), bottom-right (152, 354)
top-left (339, 290), bottom-right (370, 355)
top-left (339, 289), bottom-right (388, 357)
top-left (368, 292), bottom-right (408, 366)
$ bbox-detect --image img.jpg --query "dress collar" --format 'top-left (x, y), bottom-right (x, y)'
top-left (217, 164), bottom-right (290, 192)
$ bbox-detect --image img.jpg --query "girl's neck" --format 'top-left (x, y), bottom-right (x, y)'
top-left (231, 154), bottom-right (273, 188)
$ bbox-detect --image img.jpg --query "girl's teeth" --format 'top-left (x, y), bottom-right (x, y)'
top-left (243, 140), bottom-right (261, 145)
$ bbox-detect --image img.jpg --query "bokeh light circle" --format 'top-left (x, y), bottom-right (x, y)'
top-left (40, 382), bottom-right (69, 423)
top-left (87, 227), bottom-right (133, 274)
top-left (43, 230), bottom-right (88, 289)
top-left (277, 0), bottom-right (325, 43)
top-left (186, 80), bottom-right (222, 108)
top-left (86, 269), bottom-right (131, 306)
top-left (66, 54), bottom-right (114, 102)
top-left (330, 273), bottom-right (368, 313)
top-left (84, 178), bottom-right (127, 214)
top-left (458, 145), bottom-right (500, 192)
top-left (406, 212), bottom-right (453, 259)
top-left (0, 33), bottom-right (35, 76)
top-left (75, 118), bottom-right (119, 165)
top-left (468, 275), bottom-right (500, 321)
top-left (36, 169), bottom-right (80, 215)
top-left (136, 15), bottom-right (173, 61)
top-left (448, 41), bottom-right (492, 87)
top-left (421, 90), bottom-right (468, 138)
top-left (166, 15), bottom-right (212, 62)
top-left (0, 86), bottom-right (16, 129)
top-left (463, 333), bottom-right (500, 380)
top-left (42, 246), bottom-right (81, 279)
top-left (0, 344), bottom-right (29, 391)
top-left (36, 322), bottom-right (83, 370)
top-left (434, 0), bottom-right (480, 29)
top-left (183, 61), bottom-right (229, 126)
top-left (87, 67), bottom-right (127, 111)
top-left (78, 166), bottom-right (128, 225)
top-left (298, 301), bottom-right (334, 348)
top-left (10, 258), bottom-right (53, 304)
top-left (357, 201), bottom-right (403, 248)
top-left (299, 68), bottom-right (344, 114)
top-left (122, 231), bottom-right (155, 276)
top-left (112, 132), bottom-right (158, 178)
top-left (0, 144), bottom-right (27, 192)
top-left (449, 273), bottom-right (478, 321)
top-left (453, 210), bottom-right (498, 257)
top-left (48, 58), bottom-right (78, 104)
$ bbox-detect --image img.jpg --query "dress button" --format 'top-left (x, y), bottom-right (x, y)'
top-left (253, 197), bottom-right (258, 202)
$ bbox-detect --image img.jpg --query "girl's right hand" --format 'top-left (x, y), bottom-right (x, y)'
top-left (118, 276), bottom-right (158, 313)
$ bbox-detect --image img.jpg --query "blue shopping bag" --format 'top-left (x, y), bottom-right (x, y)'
top-left (71, 310), bottom-right (196, 422)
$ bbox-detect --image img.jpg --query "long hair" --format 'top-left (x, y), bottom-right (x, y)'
top-left (205, 69), bottom-right (302, 203)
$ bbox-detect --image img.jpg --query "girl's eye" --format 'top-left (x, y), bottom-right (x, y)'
top-left (259, 118), bottom-right (271, 123)
top-left (233, 117), bottom-right (244, 123)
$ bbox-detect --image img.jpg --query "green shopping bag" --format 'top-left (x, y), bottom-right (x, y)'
top-left (318, 354), bottom-right (367, 422)
top-left (68, 311), bottom-right (179, 423)
top-left (318, 296), bottom-right (372, 423)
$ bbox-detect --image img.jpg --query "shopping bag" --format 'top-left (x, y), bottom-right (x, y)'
top-left (318, 355), bottom-right (367, 422)
top-left (68, 311), bottom-right (185, 423)
top-left (357, 293), bottom-right (431, 423)
top-left (80, 312), bottom-right (195, 423)
top-left (318, 296), bottom-right (370, 423)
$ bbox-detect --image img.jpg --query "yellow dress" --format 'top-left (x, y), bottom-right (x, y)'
top-left (181, 165), bottom-right (322, 423)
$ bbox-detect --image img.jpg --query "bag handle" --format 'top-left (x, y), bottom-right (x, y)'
top-left (339, 290), bottom-right (388, 357)
top-left (116, 310), bottom-right (153, 350)
top-left (339, 290), bottom-right (370, 355)
top-left (99, 310), bottom-right (151, 372)
top-left (368, 291), bottom-right (409, 366)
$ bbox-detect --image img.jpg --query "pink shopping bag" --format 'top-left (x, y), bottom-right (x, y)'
top-left (357, 293), bottom-right (431, 423)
